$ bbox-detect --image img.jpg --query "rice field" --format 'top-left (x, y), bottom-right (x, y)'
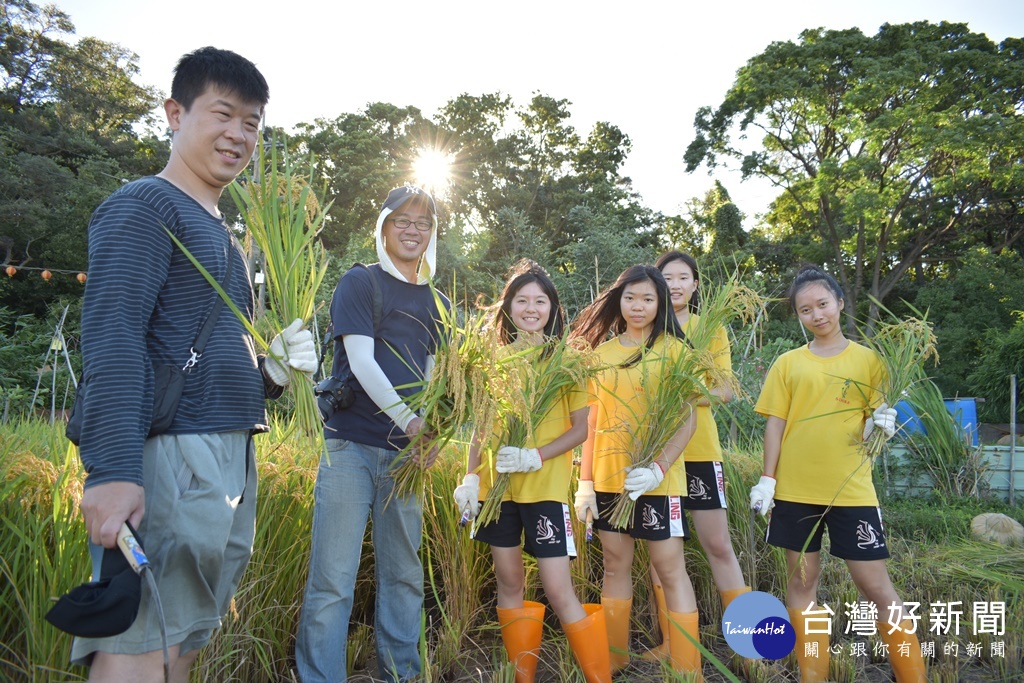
top-left (1, 418), bottom-right (1021, 682)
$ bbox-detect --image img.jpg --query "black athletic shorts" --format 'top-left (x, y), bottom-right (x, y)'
top-left (766, 500), bottom-right (890, 560)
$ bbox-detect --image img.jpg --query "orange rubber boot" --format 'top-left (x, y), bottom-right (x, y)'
top-left (600, 595), bottom-right (632, 673)
top-left (563, 604), bottom-right (612, 683)
top-left (667, 610), bottom-right (703, 681)
top-left (720, 586), bottom-right (751, 611)
top-left (496, 601), bottom-right (545, 683)
top-left (788, 608), bottom-right (829, 682)
top-left (877, 620), bottom-right (927, 682)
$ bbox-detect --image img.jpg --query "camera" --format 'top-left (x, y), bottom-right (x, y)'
top-left (315, 375), bottom-right (355, 420)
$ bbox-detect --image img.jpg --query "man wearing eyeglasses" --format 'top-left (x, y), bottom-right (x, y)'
top-left (296, 185), bottom-right (448, 683)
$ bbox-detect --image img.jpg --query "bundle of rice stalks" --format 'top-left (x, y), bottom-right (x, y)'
top-left (391, 297), bottom-right (505, 501)
top-left (476, 335), bottom-right (597, 527)
top-left (858, 301), bottom-right (938, 460)
top-left (605, 277), bottom-right (765, 529)
top-left (229, 136), bottom-right (331, 447)
top-left (170, 134), bottom-right (330, 449)
top-left (684, 272), bottom-right (765, 355)
top-left (605, 343), bottom-right (700, 529)
top-left (684, 272), bottom-right (766, 406)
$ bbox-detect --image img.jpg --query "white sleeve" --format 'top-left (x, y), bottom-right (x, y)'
top-left (343, 334), bottom-right (417, 432)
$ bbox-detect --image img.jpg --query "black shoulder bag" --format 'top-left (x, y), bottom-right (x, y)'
top-left (66, 247), bottom-right (233, 446)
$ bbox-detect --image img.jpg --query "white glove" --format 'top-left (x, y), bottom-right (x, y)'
top-left (495, 446), bottom-right (543, 473)
top-left (453, 473), bottom-right (481, 519)
top-left (863, 403), bottom-right (897, 440)
top-left (264, 318), bottom-right (318, 387)
top-left (749, 475), bottom-right (776, 516)
top-left (623, 462), bottom-right (665, 501)
top-left (574, 480), bottom-right (599, 523)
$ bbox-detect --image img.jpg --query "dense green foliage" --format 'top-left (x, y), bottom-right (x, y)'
top-left (968, 315), bottom-right (1024, 423)
top-left (686, 21), bottom-right (1024, 337)
top-left (1, 1), bottom-right (167, 313)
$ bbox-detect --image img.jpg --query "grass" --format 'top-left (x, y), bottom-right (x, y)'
top-left (3, 418), bottom-right (1023, 682)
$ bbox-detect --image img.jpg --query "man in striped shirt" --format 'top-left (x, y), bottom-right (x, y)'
top-left (72, 47), bottom-right (315, 682)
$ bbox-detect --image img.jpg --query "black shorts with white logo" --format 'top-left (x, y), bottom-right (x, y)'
top-left (766, 500), bottom-right (890, 560)
top-left (681, 460), bottom-right (728, 510)
top-left (593, 492), bottom-right (689, 541)
top-left (473, 500), bottom-right (577, 559)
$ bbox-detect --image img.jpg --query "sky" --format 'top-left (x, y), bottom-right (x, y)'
top-left (54, 0), bottom-right (1024, 227)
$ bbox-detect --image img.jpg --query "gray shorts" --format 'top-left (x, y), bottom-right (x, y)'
top-left (71, 431), bottom-right (256, 665)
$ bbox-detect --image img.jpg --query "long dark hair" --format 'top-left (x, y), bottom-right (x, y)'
top-left (655, 250), bottom-right (700, 314)
top-left (571, 264), bottom-right (687, 367)
top-left (495, 259), bottom-right (565, 345)
top-left (788, 264), bottom-right (845, 312)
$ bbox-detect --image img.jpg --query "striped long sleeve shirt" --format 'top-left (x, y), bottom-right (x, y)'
top-left (79, 177), bottom-right (271, 488)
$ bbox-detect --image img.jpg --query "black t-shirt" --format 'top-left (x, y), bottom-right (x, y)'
top-left (325, 264), bottom-right (446, 450)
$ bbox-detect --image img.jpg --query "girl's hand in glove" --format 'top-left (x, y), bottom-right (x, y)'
top-left (623, 462), bottom-right (665, 500)
top-left (453, 473), bottom-right (480, 518)
top-left (574, 480), bottom-right (598, 523)
top-left (749, 475), bottom-right (776, 516)
top-left (495, 446), bottom-right (542, 473)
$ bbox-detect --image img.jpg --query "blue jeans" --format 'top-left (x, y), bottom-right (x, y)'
top-left (295, 438), bottom-right (423, 683)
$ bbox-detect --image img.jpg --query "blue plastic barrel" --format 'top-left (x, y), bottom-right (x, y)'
top-left (892, 398), bottom-right (979, 447)
top-left (943, 398), bottom-right (979, 447)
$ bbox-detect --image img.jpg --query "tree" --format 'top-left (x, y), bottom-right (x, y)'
top-left (296, 91), bottom-right (649, 293)
top-left (967, 314), bottom-right (1024, 423)
top-left (1, 0), bottom-right (73, 112)
top-left (1, 0), bottom-right (164, 315)
top-left (556, 205), bottom-right (649, 316)
top-left (914, 248), bottom-right (1024, 399)
top-left (291, 103), bottom-right (434, 254)
top-left (49, 36), bottom-right (159, 138)
top-left (686, 22), bottom-right (1024, 333)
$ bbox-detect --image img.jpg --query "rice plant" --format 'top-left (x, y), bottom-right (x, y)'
top-left (392, 293), bottom-right (504, 502)
top-left (901, 379), bottom-right (991, 498)
top-left (0, 423), bottom-right (88, 683)
top-left (5, 418), bottom-right (1022, 682)
top-left (229, 134), bottom-right (332, 448)
top-left (857, 302), bottom-right (938, 461)
top-left (478, 335), bottom-right (596, 527)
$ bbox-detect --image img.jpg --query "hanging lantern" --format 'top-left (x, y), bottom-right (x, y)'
top-left (5, 265), bottom-right (15, 278)
top-left (41, 269), bottom-right (52, 281)
top-left (77, 272), bottom-right (87, 283)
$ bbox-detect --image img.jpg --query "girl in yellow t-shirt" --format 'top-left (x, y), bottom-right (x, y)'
top-left (453, 260), bottom-right (610, 683)
top-left (644, 250), bottom-right (750, 661)
top-left (749, 264), bottom-right (926, 682)
top-left (571, 264), bottom-right (702, 678)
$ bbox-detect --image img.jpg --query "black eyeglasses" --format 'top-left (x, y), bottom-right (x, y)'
top-left (390, 218), bottom-right (433, 231)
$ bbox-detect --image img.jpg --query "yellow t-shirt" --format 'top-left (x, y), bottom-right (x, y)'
top-left (477, 346), bottom-right (588, 504)
top-left (754, 342), bottom-right (884, 506)
top-left (681, 315), bottom-right (730, 463)
top-left (589, 335), bottom-right (689, 496)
